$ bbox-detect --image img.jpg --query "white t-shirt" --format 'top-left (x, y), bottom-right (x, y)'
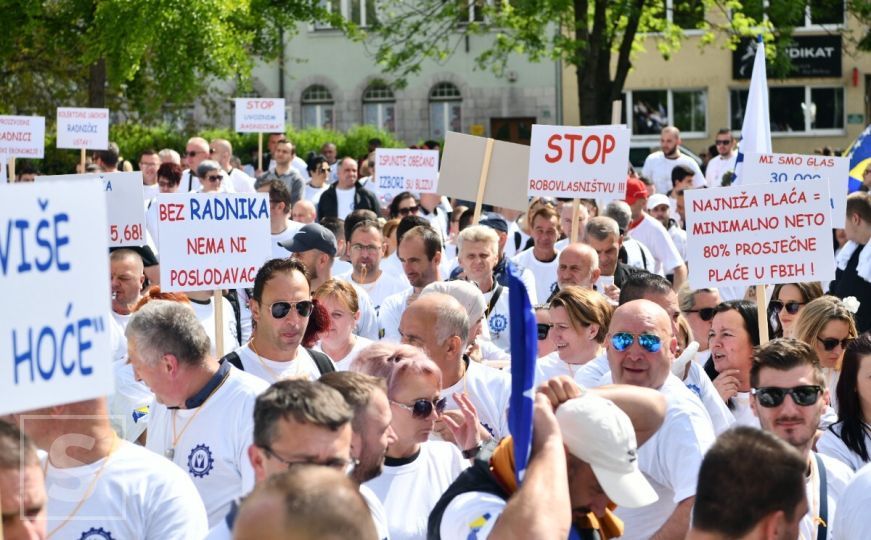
top-left (667, 223), bottom-right (688, 262)
top-left (227, 168), bottom-right (256, 193)
top-left (800, 453), bottom-right (853, 540)
top-left (729, 391), bottom-right (760, 428)
top-left (143, 182), bottom-right (159, 202)
top-left (536, 350), bottom-right (594, 385)
top-left (111, 311), bottom-right (133, 332)
top-left (348, 282), bottom-right (380, 341)
top-left (269, 221), bottom-right (304, 260)
top-left (338, 271), bottom-right (409, 316)
top-left (441, 359), bottom-right (511, 440)
top-left (682, 362), bottom-right (735, 435)
top-left (705, 152), bottom-right (737, 188)
top-left (439, 490), bottom-right (506, 539)
top-left (363, 441), bottom-right (467, 540)
top-left (333, 258), bottom-right (353, 276)
top-left (573, 353), bottom-right (611, 389)
top-left (305, 183), bottom-right (329, 206)
top-left (108, 361), bottom-right (153, 442)
top-left (380, 252), bottom-right (408, 283)
top-left (189, 297), bottom-right (240, 358)
top-left (108, 315), bottom-right (129, 363)
top-left (45, 440), bottom-right (209, 539)
top-left (627, 213), bottom-right (684, 275)
top-left (181, 169), bottom-right (202, 193)
top-left (817, 423), bottom-right (871, 472)
top-left (483, 285), bottom-right (512, 352)
top-left (360, 484), bottom-right (392, 540)
top-left (641, 151), bottom-right (706, 195)
top-left (336, 187), bottom-right (356, 220)
top-left (232, 342), bottom-right (323, 383)
top-left (145, 366), bottom-right (269, 527)
top-left (378, 288), bottom-right (415, 342)
top-left (611, 374), bottom-right (715, 540)
top-left (833, 462), bottom-right (871, 539)
top-left (314, 336), bottom-right (373, 371)
top-left (511, 248), bottom-right (559, 306)
top-left (622, 237), bottom-right (657, 274)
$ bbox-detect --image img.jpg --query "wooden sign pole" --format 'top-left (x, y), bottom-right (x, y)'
top-left (472, 138), bottom-right (495, 225)
top-left (257, 133), bottom-right (264, 174)
top-left (214, 289), bottom-right (225, 358)
top-left (80, 148), bottom-right (87, 173)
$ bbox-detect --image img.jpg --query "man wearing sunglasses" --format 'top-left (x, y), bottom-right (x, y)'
top-left (604, 299), bottom-right (716, 540)
top-left (181, 137), bottom-right (210, 192)
top-left (750, 339), bottom-right (855, 540)
top-left (704, 128), bottom-right (736, 188)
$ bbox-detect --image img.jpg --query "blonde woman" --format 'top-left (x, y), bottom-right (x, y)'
top-left (314, 279), bottom-right (373, 371)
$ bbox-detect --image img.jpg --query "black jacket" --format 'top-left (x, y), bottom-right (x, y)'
top-left (317, 181), bottom-right (381, 219)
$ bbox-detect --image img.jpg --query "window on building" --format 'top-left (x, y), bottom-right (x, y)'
top-left (429, 82), bottom-right (462, 140)
top-left (626, 89), bottom-right (707, 136)
top-left (664, 0), bottom-right (705, 29)
top-left (315, 0), bottom-right (376, 28)
top-left (729, 86), bottom-right (844, 133)
top-left (301, 85), bottom-right (335, 129)
top-left (363, 83), bottom-right (396, 132)
top-left (738, 0), bottom-right (843, 27)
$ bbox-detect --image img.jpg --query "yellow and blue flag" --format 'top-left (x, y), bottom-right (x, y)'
top-left (846, 124), bottom-right (871, 193)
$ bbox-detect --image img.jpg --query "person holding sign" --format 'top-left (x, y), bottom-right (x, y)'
top-left (0, 420), bottom-right (47, 540)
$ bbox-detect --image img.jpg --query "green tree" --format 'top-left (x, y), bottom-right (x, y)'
top-left (363, 0), bottom-right (870, 125)
top-left (0, 0), bottom-right (345, 123)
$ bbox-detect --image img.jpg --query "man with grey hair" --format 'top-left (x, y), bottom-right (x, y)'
top-left (398, 293), bottom-right (510, 439)
top-left (603, 200), bottom-right (656, 274)
top-left (0, 420), bottom-right (47, 539)
top-left (545, 242), bottom-right (603, 303)
top-left (127, 300), bottom-right (269, 527)
top-left (583, 216), bottom-right (644, 301)
top-left (210, 138), bottom-right (255, 193)
top-left (159, 147), bottom-right (181, 164)
top-left (181, 136), bottom-right (211, 192)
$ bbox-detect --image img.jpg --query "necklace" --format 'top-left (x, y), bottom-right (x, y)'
top-left (45, 434), bottom-right (119, 538)
top-left (249, 341), bottom-right (299, 382)
top-left (166, 371), bottom-right (230, 459)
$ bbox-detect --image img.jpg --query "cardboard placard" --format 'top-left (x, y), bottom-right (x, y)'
top-left (374, 148), bottom-right (440, 197)
top-left (439, 132), bottom-right (530, 212)
top-left (234, 98), bottom-right (286, 133)
top-left (37, 172), bottom-right (146, 247)
top-left (157, 192), bottom-right (271, 292)
top-left (685, 181), bottom-right (835, 288)
top-left (0, 115), bottom-right (45, 160)
top-left (56, 107), bottom-right (110, 150)
top-left (527, 124), bottom-right (631, 199)
top-left (0, 181), bottom-right (113, 414)
top-left (742, 152), bottom-right (850, 229)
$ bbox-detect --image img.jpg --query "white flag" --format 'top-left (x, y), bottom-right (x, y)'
top-left (733, 36), bottom-right (772, 185)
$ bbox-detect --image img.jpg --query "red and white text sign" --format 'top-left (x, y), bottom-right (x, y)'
top-left (374, 148), bottom-right (440, 197)
top-left (157, 193), bottom-right (271, 292)
top-left (742, 152), bottom-right (849, 229)
top-left (234, 98), bottom-right (286, 133)
top-left (528, 124), bottom-right (630, 199)
top-left (0, 115), bottom-right (45, 160)
top-left (56, 107), bottom-right (109, 150)
top-left (686, 182), bottom-right (835, 288)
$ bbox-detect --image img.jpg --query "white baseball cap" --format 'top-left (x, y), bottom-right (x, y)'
top-left (646, 193), bottom-right (671, 211)
top-left (555, 394), bottom-right (658, 509)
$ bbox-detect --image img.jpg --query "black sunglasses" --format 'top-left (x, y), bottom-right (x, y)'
top-left (715, 140), bottom-right (732, 145)
top-left (398, 205), bottom-right (419, 216)
top-left (205, 174), bottom-right (222, 182)
top-left (269, 300), bottom-right (314, 319)
top-left (817, 336), bottom-right (854, 352)
top-left (752, 385), bottom-right (822, 408)
top-left (186, 150), bottom-right (201, 157)
top-left (769, 300), bottom-right (804, 315)
top-left (391, 397), bottom-right (447, 419)
top-left (685, 307), bottom-right (716, 321)
top-left (610, 332), bottom-right (662, 353)
top-left (537, 323), bottom-right (553, 340)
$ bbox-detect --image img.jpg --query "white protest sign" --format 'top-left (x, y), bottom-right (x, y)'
top-left (235, 98), bottom-right (286, 133)
top-left (0, 158), bottom-right (6, 184)
top-left (56, 107), bottom-right (110, 150)
top-left (374, 148), bottom-right (440, 197)
top-left (685, 182), bottom-right (835, 288)
top-left (157, 192), bottom-right (271, 292)
top-left (527, 124), bottom-right (631, 199)
top-left (743, 152), bottom-right (849, 229)
top-left (0, 180), bottom-right (113, 414)
top-left (37, 172), bottom-right (146, 247)
top-left (0, 115), bottom-right (45, 160)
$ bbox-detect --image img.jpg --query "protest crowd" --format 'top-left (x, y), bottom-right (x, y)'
top-left (5, 116), bottom-right (871, 540)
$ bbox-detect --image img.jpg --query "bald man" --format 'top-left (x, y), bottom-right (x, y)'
top-left (399, 293), bottom-right (511, 440)
top-left (110, 248), bottom-right (145, 329)
top-left (549, 242), bottom-right (600, 302)
top-left (182, 136), bottom-right (210, 192)
top-left (292, 199), bottom-right (317, 224)
top-left (604, 300), bottom-right (715, 540)
top-left (210, 138), bottom-right (255, 193)
top-left (641, 126), bottom-right (705, 195)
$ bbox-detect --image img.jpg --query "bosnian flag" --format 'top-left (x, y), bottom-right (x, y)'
top-left (733, 35), bottom-right (772, 185)
top-left (507, 260), bottom-right (536, 483)
top-left (846, 123), bottom-right (871, 193)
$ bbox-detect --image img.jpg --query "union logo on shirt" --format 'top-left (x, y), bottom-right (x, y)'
top-left (78, 527), bottom-right (114, 540)
top-left (489, 313), bottom-right (508, 334)
top-left (187, 444), bottom-right (215, 478)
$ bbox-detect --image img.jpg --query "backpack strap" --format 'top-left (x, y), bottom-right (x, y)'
top-left (485, 283), bottom-right (504, 318)
top-left (307, 348), bottom-right (336, 375)
top-left (815, 452), bottom-right (828, 540)
top-left (221, 351), bottom-right (244, 371)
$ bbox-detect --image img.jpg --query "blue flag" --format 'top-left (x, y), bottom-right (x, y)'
top-left (506, 260), bottom-right (537, 484)
top-left (733, 35), bottom-right (772, 185)
top-left (846, 123), bottom-right (871, 193)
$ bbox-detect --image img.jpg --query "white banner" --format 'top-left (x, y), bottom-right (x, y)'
top-left (528, 124), bottom-right (631, 199)
top-left (685, 181), bottom-right (835, 288)
top-left (374, 148), bottom-right (440, 197)
top-left (0, 181), bottom-right (113, 415)
top-left (56, 107), bottom-right (110, 150)
top-left (0, 115), bottom-right (45, 160)
top-left (37, 172), bottom-right (146, 247)
top-left (234, 98), bottom-right (286, 133)
top-left (742, 152), bottom-right (849, 229)
top-left (157, 192), bottom-right (271, 292)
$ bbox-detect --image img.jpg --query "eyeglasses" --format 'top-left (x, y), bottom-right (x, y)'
top-left (537, 323), bottom-right (553, 340)
top-left (391, 397), bottom-right (447, 419)
top-left (398, 205), bottom-right (419, 216)
top-left (350, 243), bottom-right (381, 254)
top-left (209, 148), bottom-right (216, 154)
top-left (269, 300), bottom-right (314, 319)
top-left (817, 336), bottom-right (854, 352)
top-left (205, 174), bottom-right (223, 182)
top-left (186, 150), bottom-right (203, 157)
top-left (610, 332), bottom-right (662, 353)
top-left (751, 385), bottom-right (823, 408)
top-left (768, 300), bottom-right (805, 315)
top-left (715, 140), bottom-right (732, 146)
top-left (260, 446), bottom-right (357, 472)
top-left (685, 307), bottom-right (716, 321)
